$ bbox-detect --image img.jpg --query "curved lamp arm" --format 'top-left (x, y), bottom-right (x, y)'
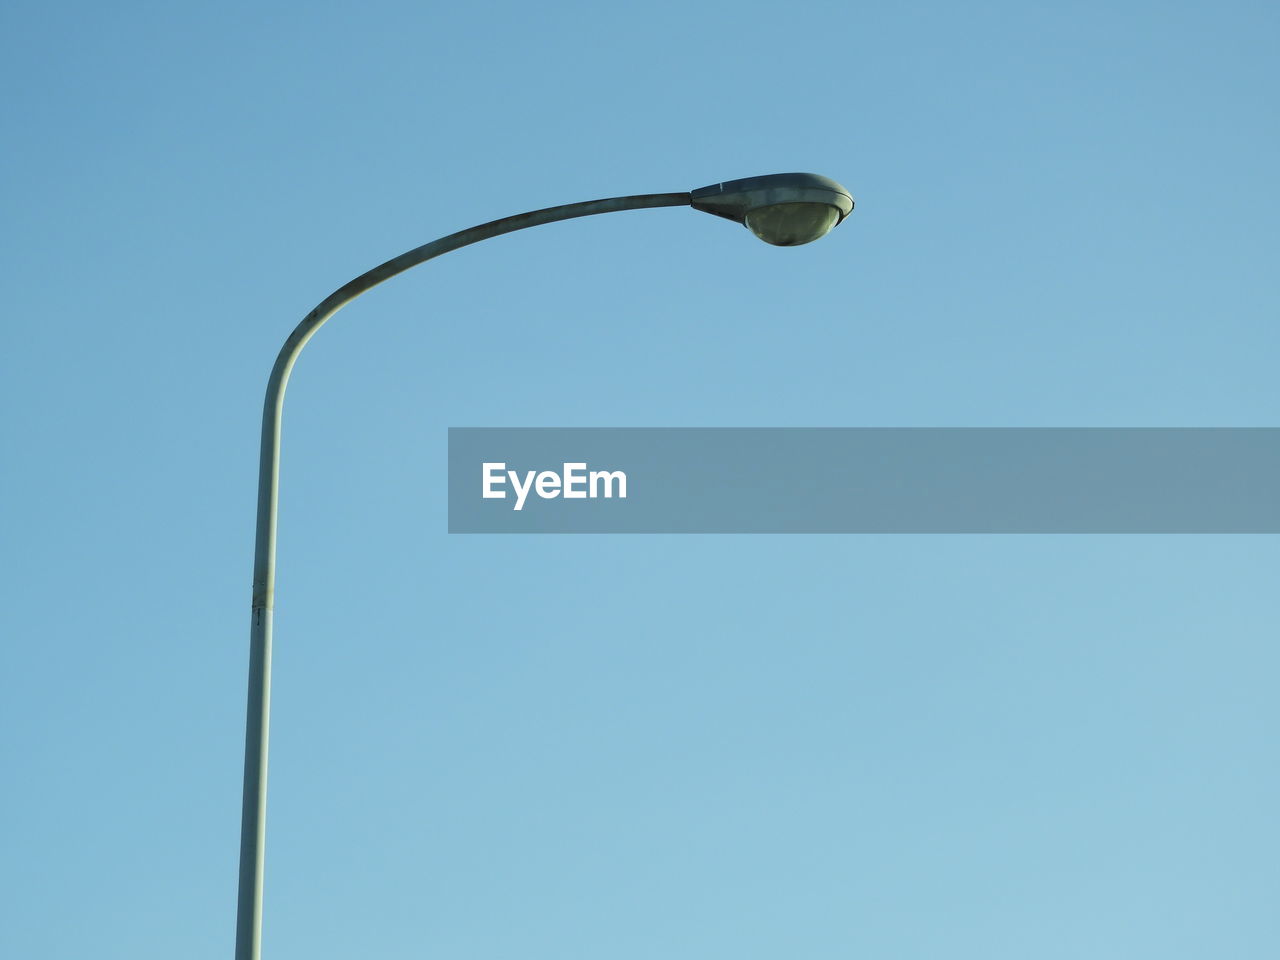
top-left (236, 190), bottom-right (690, 960)
top-left (250, 192), bottom-right (690, 613)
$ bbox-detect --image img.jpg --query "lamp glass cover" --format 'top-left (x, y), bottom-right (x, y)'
top-left (745, 202), bottom-right (841, 246)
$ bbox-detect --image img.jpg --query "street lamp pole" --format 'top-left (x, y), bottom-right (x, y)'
top-left (234, 175), bottom-right (853, 960)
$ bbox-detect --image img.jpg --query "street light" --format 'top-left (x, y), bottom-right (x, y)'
top-left (234, 172), bottom-right (854, 960)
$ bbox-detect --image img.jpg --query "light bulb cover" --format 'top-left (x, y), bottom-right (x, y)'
top-left (745, 202), bottom-right (843, 246)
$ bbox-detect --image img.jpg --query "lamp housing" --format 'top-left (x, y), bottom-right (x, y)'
top-left (691, 173), bottom-right (854, 246)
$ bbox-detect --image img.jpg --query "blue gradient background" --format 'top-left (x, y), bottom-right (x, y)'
top-left (1, 1), bottom-right (1276, 957)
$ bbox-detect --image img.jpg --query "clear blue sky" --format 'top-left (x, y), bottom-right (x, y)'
top-left (1, 1), bottom-right (1276, 957)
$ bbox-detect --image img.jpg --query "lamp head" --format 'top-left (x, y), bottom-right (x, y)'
top-left (690, 173), bottom-right (854, 246)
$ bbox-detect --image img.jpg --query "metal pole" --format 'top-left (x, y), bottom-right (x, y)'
top-left (234, 191), bottom-right (691, 960)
